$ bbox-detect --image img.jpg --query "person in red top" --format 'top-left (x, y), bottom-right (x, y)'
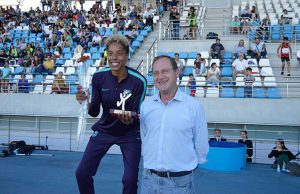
top-left (277, 36), bottom-right (292, 76)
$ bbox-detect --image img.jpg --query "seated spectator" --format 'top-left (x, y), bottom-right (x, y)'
top-left (187, 73), bottom-right (196, 97)
top-left (210, 128), bottom-right (227, 141)
top-left (30, 56), bottom-right (42, 74)
top-left (210, 38), bottom-right (225, 62)
top-left (233, 39), bottom-right (247, 59)
top-left (241, 18), bottom-right (249, 34)
top-left (99, 26), bottom-right (109, 41)
top-left (238, 130), bottom-right (253, 163)
top-left (232, 53), bottom-right (248, 80)
top-left (207, 62), bottom-right (220, 86)
top-left (0, 49), bottom-right (9, 67)
top-left (256, 23), bottom-right (268, 42)
top-left (17, 72), bottom-right (29, 93)
top-left (52, 46), bottom-right (62, 63)
top-left (9, 44), bottom-right (18, 59)
top-left (240, 4), bottom-right (251, 18)
top-left (78, 36), bottom-right (88, 53)
top-left (249, 16), bottom-right (260, 33)
top-left (193, 55), bottom-right (207, 78)
top-left (230, 16), bottom-right (240, 34)
top-left (244, 67), bottom-right (255, 98)
top-left (280, 9), bottom-right (292, 25)
top-left (52, 71), bottom-right (69, 94)
top-left (268, 139), bottom-right (295, 169)
top-left (91, 31), bottom-right (102, 47)
top-left (116, 16), bottom-right (126, 31)
top-left (62, 31), bottom-right (73, 48)
top-left (0, 60), bottom-right (12, 93)
top-left (23, 50), bottom-right (32, 71)
top-left (35, 55), bottom-right (54, 74)
top-left (174, 53), bottom-right (185, 83)
top-left (251, 38), bottom-right (267, 62)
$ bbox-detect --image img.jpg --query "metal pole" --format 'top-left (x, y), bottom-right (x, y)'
top-left (38, 117), bottom-right (41, 146)
top-left (69, 118), bottom-right (72, 152)
top-left (8, 116), bottom-right (11, 144)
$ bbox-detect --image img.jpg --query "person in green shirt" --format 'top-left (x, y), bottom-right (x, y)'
top-left (230, 16), bottom-right (241, 34)
top-left (188, 7), bottom-right (197, 39)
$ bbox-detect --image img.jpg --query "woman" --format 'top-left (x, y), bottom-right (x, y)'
top-left (207, 62), bottom-right (220, 86)
top-left (268, 139), bottom-right (295, 168)
top-left (52, 46), bottom-right (62, 64)
top-left (9, 44), bottom-right (18, 59)
top-left (238, 130), bottom-right (253, 163)
top-left (233, 39), bottom-right (247, 59)
top-left (0, 61), bottom-right (12, 93)
top-left (52, 71), bottom-right (69, 94)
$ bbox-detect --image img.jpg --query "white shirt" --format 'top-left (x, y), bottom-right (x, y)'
top-left (140, 89), bottom-right (209, 172)
top-left (232, 58), bottom-right (248, 71)
top-left (92, 35), bottom-right (102, 43)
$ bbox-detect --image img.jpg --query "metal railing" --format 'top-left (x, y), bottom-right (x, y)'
top-left (0, 116), bottom-right (299, 164)
top-left (146, 38), bottom-right (158, 74)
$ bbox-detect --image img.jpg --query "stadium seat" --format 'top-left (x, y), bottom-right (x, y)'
top-left (53, 67), bottom-right (65, 75)
top-left (183, 66), bottom-right (193, 76)
top-left (140, 30), bottom-right (148, 37)
top-left (210, 59), bottom-right (220, 67)
top-left (253, 88), bottom-right (266, 98)
top-left (271, 32), bottom-right (280, 41)
top-left (221, 67), bottom-right (232, 77)
top-left (200, 51), bottom-right (209, 59)
top-left (235, 77), bottom-right (245, 86)
top-left (136, 35), bottom-right (144, 42)
top-left (264, 77), bottom-right (277, 87)
top-left (63, 60), bottom-right (74, 67)
top-left (157, 52), bottom-right (167, 56)
top-left (168, 52), bottom-right (176, 58)
top-left (32, 74), bottom-right (44, 84)
top-left (259, 59), bottom-right (270, 67)
top-left (66, 75), bottom-right (78, 85)
top-left (180, 76), bottom-right (189, 86)
top-left (44, 75), bottom-right (55, 84)
top-left (206, 87), bottom-right (219, 98)
top-left (261, 67), bottom-right (273, 76)
top-left (89, 47), bottom-right (98, 53)
top-left (267, 88), bottom-right (281, 99)
top-left (63, 53), bottom-right (72, 60)
top-left (247, 59), bottom-right (257, 67)
top-left (62, 47), bottom-right (71, 54)
top-left (146, 86), bottom-right (155, 96)
top-left (186, 59), bottom-right (195, 66)
top-left (87, 67), bottom-right (97, 76)
top-left (32, 85), bottom-right (44, 94)
top-left (132, 41), bottom-right (140, 49)
top-left (220, 77), bottom-right (233, 86)
top-left (94, 60), bottom-right (101, 67)
top-left (69, 85), bottom-right (78, 94)
top-left (99, 47), bottom-right (105, 54)
top-left (55, 59), bottom-right (64, 66)
top-left (65, 67), bottom-right (76, 75)
top-left (195, 87), bottom-right (205, 97)
top-left (146, 74), bottom-right (154, 85)
top-left (92, 53), bottom-right (101, 60)
top-left (196, 77), bottom-right (206, 86)
top-left (235, 88), bottom-right (244, 98)
top-left (253, 77), bottom-right (262, 87)
top-left (224, 51), bottom-right (232, 59)
top-left (179, 52), bottom-right (188, 59)
top-left (44, 85), bottom-right (52, 94)
top-left (13, 66), bottom-right (25, 75)
top-left (220, 88), bottom-right (234, 98)
top-left (188, 52), bottom-right (198, 59)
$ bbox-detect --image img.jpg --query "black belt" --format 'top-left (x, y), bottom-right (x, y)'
top-left (149, 169), bottom-right (192, 177)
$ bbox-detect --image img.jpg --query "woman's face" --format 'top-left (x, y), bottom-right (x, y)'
top-left (240, 132), bottom-right (247, 139)
top-left (276, 141), bottom-right (283, 149)
top-left (239, 40), bottom-right (244, 46)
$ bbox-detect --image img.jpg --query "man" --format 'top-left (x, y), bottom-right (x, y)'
top-left (209, 128), bottom-right (227, 141)
top-left (91, 31), bottom-right (102, 47)
top-left (140, 55), bottom-right (209, 194)
top-left (251, 37), bottom-right (267, 62)
top-left (169, 6), bottom-right (180, 40)
top-left (75, 35), bottom-right (147, 194)
top-left (232, 52), bottom-right (249, 80)
top-left (210, 38), bottom-right (225, 62)
top-left (174, 53), bottom-right (185, 83)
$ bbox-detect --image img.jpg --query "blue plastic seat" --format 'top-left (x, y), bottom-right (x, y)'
top-left (32, 74), bottom-right (44, 84)
top-left (271, 33), bottom-right (280, 41)
top-left (140, 30), bottom-right (148, 37)
top-left (136, 35), bottom-right (144, 42)
top-left (62, 47), bottom-right (71, 53)
top-left (221, 67), bottom-right (232, 77)
top-left (85, 59), bottom-right (94, 67)
top-left (179, 52), bottom-right (188, 59)
top-left (272, 25), bottom-right (281, 32)
top-left (283, 25), bottom-right (292, 32)
top-left (235, 88), bottom-right (244, 98)
top-left (168, 52), bottom-right (176, 58)
top-left (55, 59), bottom-right (64, 66)
top-left (157, 52), bottom-right (167, 56)
top-left (220, 77), bottom-right (233, 86)
top-left (66, 75), bottom-right (77, 85)
top-left (224, 51), bottom-right (232, 59)
top-left (220, 88), bottom-right (234, 98)
top-left (267, 88), bottom-right (281, 99)
top-left (183, 66), bottom-right (193, 76)
top-left (63, 53), bottom-right (72, 60)
top-left (132, 40), bottom-right (140, 48)
top-left (188, 52), bottom-right (197, 59)
top-left (13, 66), bottom-right (25, 75)
top-left (253, 88), bottom-right (266, 98)
top-left (284, 33), bottom-right (293, 40)
top-left (92, 53), bottom-right (101, 60)
top-left (146, 74), bottom-right (154, 85)
top-left (69, 85), bottom-right (78, 94)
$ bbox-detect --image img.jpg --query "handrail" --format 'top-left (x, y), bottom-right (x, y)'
top-left (135, 60), bottom-right (144, 74)
top-left (146, 38), bottom-right (158, 74)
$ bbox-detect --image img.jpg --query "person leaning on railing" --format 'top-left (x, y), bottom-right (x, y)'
top-left (17, 72), bottom-right (29, 93)
top-left (0, 60), bottom-right (12, 93)
top-left (51, 71), bottom-right (69, 94)
top-left (238, 130), bottom-right (253, 163)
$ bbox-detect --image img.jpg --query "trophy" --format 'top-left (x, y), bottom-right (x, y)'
top-left (110, 90), bottom-right (137, 118)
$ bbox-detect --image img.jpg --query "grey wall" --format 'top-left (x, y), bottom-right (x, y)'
top-left (1, 94), bottom-right (299, 126)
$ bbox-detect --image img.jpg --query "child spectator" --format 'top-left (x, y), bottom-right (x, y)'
top-left (238, 130), bottom-right (253, 162)
top-left (277, 36), bottom-right (292, 76)
top-left (17, 72), bottom-right (29, 93)
top-left (187, 73), bottom-right (196, 97)
top-left (193, 53), bottom-right (206, 78)
top-left (244, 67), bottom-right (255, 98)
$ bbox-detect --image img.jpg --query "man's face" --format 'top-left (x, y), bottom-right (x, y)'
top-left (107, 42), bottom-right (128, 72)
top-left (255, 39), bottom-right (260, 44)
top-left (174, 54), bottom-right (179, 60)
top-left (214, 130), bottom-right (221, 137)
top-left (246, 70), bottom-right (252, 75)
top-left (216, 40), bottom-right (220, 44)
top-left (153, 57), bottom-right (179, 94)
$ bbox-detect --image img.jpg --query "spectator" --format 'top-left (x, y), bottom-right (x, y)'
top-left (256, 23), bottom-right (268, 42)
top-left (0, 49), bottom-right (8, 66)
top-left (210, 38), bottom-right (225, 62)
top-left (277, 36), bottom-right (292, 76)
top-left (62, 31), bottom-right (73, 48)
top-left (188, 6), bottom-right (197, 39)
top-left (17, 72), bottom-right (29, 93)
top-left (174, 53), bottom-right (185, 83)
top-left (36, 55), bottom-right (54, 74)
top-left (232, 53), bottom-right (248, 80)
top-left (9, 44), bottom-right (18, 59)
top-left (52, 46), bottom-right (62, 63)
top-left (240, 4), bottom-right (251, 18)
top-left (243, 67), bottom-right (255, 98)
top-left (143, 7), bottom-right (154, 30)
top-left (169, 6), bottom-right (180, 40)
top-left (241, 18), bottom-right (249, 34)
top-left (78, 36), bottom-right (88, 52)
top-left (210, 128), bottom-right (227, 141)
top-left (249, 16), bottom-right (260, 33)
top-left (268, 139), bottom-right (295, 169)
top-left (23, 50), bottom-right (32, 71)
top-left (0, 60), bottom-right (12, 93)
top-left (280, 9), bottom-right (292, 25)
top-left (52, 71), bottom-right (69, 94)
top-left (206, 62), bottom-right (220, 86)
top-left (238, 130), bottom-right (253, 163)
top-left (187, 73), bottom-right (196, 97)
top-left (91, 31), bottom-right (102, 47)
top-left (251, 37), bottom-right (267, 62)
top-left (30, 56), bottom-right (41, 74)
top-left (193, 54), bottom-right (207, 78)
top-left (233, 39), bottom-right (247, 59)
top-left (230, 16), bottom-right (241, 34)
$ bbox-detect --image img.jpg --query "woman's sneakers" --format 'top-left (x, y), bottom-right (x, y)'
top-left (281, 72), bottom-right (291, 76)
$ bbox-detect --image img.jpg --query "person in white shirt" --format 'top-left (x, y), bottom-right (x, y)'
top-left (91, 31), bottom-right (102, 47)
top-left (232, 52), bottom-right (249, 80)
top-left (140, 55), bottom-right (209, 194)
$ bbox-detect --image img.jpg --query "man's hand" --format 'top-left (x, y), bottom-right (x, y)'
top-left (118, 111), bottom-right (134, 125)
top-left (76, 86), bottom-right (88, 104)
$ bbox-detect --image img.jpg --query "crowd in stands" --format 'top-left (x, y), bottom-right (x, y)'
top-left (0, 0), bottom-right (164, 93)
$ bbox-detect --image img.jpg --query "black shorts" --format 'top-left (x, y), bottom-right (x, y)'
top-left (281, 57), bottom-right (290, 62)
